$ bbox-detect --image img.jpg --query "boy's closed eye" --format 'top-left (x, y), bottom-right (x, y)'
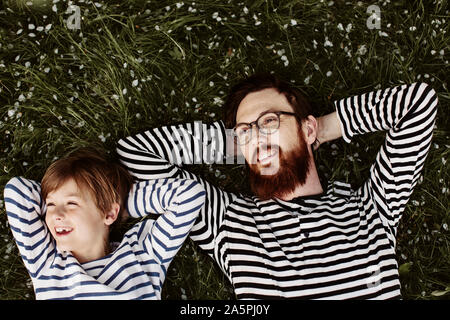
top-left (67, 201), bottom-right (79, 207)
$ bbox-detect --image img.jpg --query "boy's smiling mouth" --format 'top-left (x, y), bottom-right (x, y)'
top-left (55, 227), bottom-right (73, 235)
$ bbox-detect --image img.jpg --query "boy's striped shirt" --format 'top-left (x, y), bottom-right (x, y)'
top-left (4, 177), bottom-right (205, 299)
top-left (117, 82), bottom-right (437, 299)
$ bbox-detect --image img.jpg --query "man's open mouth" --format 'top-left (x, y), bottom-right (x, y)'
top-left (258, 147), bottom-right (278, 165)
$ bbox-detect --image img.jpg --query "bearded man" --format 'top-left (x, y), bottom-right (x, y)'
top-left (117, 74), bottom-right (437, 299)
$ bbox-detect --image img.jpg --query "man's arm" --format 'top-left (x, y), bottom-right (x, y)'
top-left (3, 177), bottom-right (55, 278)
top-left (315, 111), bottom-right (343, 149)
top-left (327, 83), bottom-right (438, 241)
top-left (117, 121), bottom-right (228, 180)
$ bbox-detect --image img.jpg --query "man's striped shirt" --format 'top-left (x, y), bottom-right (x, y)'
top-left (4, 177), bottom-right (206, 299)
top-left (117, 82), bottom-right (438, 299)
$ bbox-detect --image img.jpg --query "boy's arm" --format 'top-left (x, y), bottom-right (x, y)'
top-left (126, 178), bottom-right (206, 276)
top-left (3, 177), bottom-right (55, 278)
top-left (116, 121), bottom-right (237, 261)
top-left (327, 83), bottom-right (438, 240)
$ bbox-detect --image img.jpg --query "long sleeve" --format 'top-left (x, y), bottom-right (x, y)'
top-left (126, 178), bottom-right (206, 277)
top-left (334, 82), bottom-right (438, 240)
top-left (3, 177), bottom-right (55, 278)
top-left (117, 121), bottom-right (228, 179)
top-left (117, 121), bottom-right (237, 259)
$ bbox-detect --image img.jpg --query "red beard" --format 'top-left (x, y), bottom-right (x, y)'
top-left (248, 129), bottom-right (310, 200)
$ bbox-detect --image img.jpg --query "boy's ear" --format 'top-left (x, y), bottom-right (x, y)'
top-left (104, 203), bottom-right (120, 226)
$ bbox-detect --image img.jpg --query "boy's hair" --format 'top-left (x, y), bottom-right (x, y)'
top-left (41, 147), bottom-right (134, 226)
top-left (223, 73), bottom-right (313, 129)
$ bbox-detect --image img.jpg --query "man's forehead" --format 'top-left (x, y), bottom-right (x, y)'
top-left (236, 88), bottom-right (294, 123)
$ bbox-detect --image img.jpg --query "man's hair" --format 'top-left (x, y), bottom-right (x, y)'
top-left (223, 73), bottom-right (313, 128)
top-left (41, 147), bottom-right (134, 227)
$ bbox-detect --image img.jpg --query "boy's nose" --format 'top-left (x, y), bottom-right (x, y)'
top-left (50, 206), bottom-right (65, 220)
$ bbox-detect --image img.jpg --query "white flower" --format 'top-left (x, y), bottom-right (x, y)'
top-left (132, 79), bottom-right (139, 87)
top-left (246, 35), bottom-right (255, 42)
top-left (44, 67), bottom-right (50, 73)
top-left (345, 23), bottom-right (352, 33)
top-left (304, 75), bottom-right (312, 85)
top-left (324, 37), bottom-right (333, 47)
top-left (357, 45), bottom-right (367, 56)
top-left (213, 97), bottom-right (223, 105)
top-left (326, 71), bottom-right (332, 77)
top-left (17, 29), bottom-right (23, 35)
top-left (290, 19), bottom-right (297, 26)
top-left (122, 88), bottom-right (127, 95)
top-left (28, 24), bottom-right (35, 30)
top-left (52, 4), bottom-right (57, 12)
top-left (45, 24), bottom-right (52, 31)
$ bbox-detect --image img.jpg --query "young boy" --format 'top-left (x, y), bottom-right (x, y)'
top-left (3, 148), bottom-right (206, 299)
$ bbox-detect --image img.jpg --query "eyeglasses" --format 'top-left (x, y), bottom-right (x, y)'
top-left (233, 111), bottom-right (299, 145)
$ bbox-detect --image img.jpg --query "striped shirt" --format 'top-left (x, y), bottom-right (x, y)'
top-left (4, 176), bottom-right (206, 299)
top-left (117, 82), bottom-right (438, 299)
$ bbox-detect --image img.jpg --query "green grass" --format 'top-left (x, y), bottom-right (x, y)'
top-left (0, 0), bottom-right (449, 300)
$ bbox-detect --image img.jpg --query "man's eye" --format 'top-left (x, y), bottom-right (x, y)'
top-left (67, 202), bottom-right (78, 206)
top-left (262, 117), bottom-right (277, 125)
top-left (238, 127), bottom-right (249, 135)
top-left (46, 203), bottom-right (55, 207)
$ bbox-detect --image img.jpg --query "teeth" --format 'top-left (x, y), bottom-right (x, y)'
top-left (56, 227), bottom-right (72, 233)
top-left (259, 149), bottom-right (276, 161)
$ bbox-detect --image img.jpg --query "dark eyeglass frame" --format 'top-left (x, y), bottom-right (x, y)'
top-left (233, 111), bottom-right (300, 145)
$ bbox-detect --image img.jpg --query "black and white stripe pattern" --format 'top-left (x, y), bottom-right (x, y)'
top-left (4, 177), bottom-right (205, 299)
top-left (117, 82), bottom-right (438, 299)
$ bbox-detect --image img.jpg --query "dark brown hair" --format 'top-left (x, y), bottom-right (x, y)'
top-left (223, 73), bottom-right (313, 128)
top-left (41, 147), bottom-right (134, 226)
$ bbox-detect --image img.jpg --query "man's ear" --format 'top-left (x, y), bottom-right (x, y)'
top-left (104, 203), bottom-right (120, 226)
top-left (302, 115), bottom-right (318, 145)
